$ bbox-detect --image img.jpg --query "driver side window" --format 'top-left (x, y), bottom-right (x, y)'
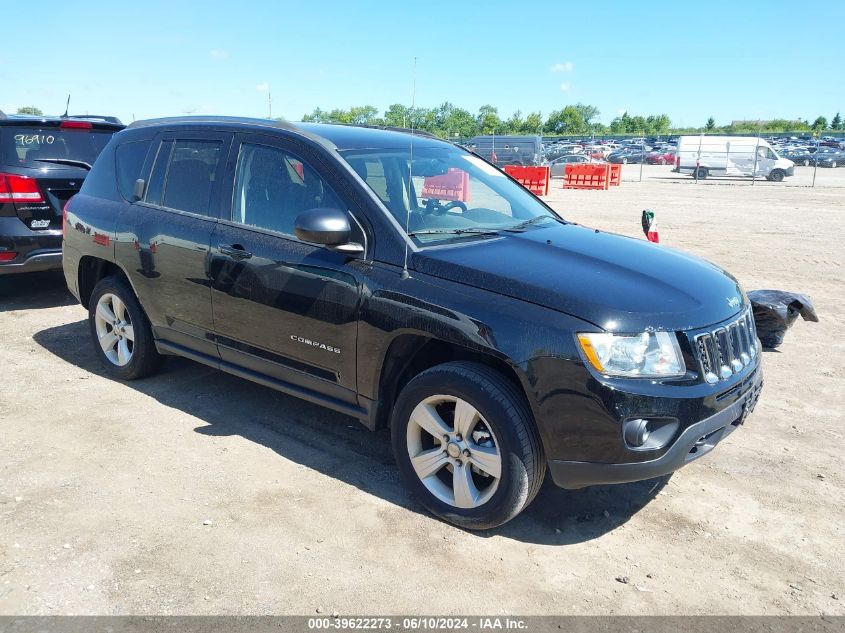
top-left (233, 143), bottom-right (344, 236)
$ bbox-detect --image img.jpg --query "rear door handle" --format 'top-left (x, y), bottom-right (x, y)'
top-left (218, 243), bottom-right (253, 260)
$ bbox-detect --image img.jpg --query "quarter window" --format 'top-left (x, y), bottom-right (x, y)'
top-left (115, 139), bottom-right (151, 201)
top-left (233, 143), bottom-right (344, 235)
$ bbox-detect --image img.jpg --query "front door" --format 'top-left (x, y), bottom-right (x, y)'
top-left (208, 134), bottom-right (365, 406)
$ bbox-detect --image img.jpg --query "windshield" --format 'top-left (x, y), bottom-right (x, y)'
top-left (1, 126), bottom-right (115, 169)
top-left (339, 145), bottom-right (561, 245)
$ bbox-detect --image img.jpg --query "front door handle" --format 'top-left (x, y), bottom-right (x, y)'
top-left (218, 243), bottom-right (253, 260)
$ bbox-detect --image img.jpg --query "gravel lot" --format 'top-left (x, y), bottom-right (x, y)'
top-left (1, 166), bottom-right (843, 615)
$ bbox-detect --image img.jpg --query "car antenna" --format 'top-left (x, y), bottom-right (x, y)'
top-left (401, 56), bottom-right (417, 281)
top-left (62, 94), bottom-right (71, 118)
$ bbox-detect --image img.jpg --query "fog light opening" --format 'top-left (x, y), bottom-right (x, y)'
top-left (624, 418), bottom-right (651, 448)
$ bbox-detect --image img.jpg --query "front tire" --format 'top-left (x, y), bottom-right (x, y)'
top-left (88, 276), bottom-right (163, 380)
top-left (769, 169), bottom-right (785, 182)
top-left (391, 362), bottom-right (545, 530)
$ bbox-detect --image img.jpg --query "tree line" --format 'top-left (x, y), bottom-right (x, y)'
top-left (10, 104), bottom-right (843, 137)
top-left (300, 103), bottom-right (672, 137)
top-left (301, 104), bottom-right (844, 138)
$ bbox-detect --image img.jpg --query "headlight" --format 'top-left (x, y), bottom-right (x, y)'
top-left (576, 331), bottom-right (685, 378)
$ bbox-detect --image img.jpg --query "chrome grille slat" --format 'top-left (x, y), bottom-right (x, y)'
top-left (693, 308), bottom-right (756, 383)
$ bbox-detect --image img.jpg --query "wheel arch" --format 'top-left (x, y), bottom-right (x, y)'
top-left (368, 332), bottom-right (534, 432)
top-left (77, 256), bottom-right (133, 310)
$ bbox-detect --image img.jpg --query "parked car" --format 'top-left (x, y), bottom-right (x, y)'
top-left (646, 149), bottom-right (675, 165)
top-left (64, 116), bottom-right (763, 529)
top-left (608, 148), bottom-right (648, 164)
top-left (812, 148), bottom-right (845, 167)
top-left (0, 113), bottom-right (123, 274)
top-left (780, 148), bottom-right (815, 166)
top-left (548, 154), bottom-right (592, 177)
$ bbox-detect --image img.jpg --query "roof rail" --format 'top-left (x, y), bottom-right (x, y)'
top-left (331, 122), bottom-right (439, 139)
top-left (127, 115), bottom-right (299, 132)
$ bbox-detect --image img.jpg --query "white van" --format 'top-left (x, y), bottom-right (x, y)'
top-left (675, 135), bottom-right (795, 181)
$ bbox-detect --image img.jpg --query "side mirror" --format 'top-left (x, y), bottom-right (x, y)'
top-left (131, 178), bottom-right (145, 202)
top-left (294, 208), bottom-right (363, 254)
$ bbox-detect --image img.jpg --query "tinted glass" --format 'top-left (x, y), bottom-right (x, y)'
top-left (115, 139), bottom-right (151, 200)
top-left (1, 126), bottom-right (115, 168)
top-left (144, 141), bottom-right (173, 206)
top-left (161, 140), bottom-right (222, 215)
top-left (233, 143), bottom-right (344, 235)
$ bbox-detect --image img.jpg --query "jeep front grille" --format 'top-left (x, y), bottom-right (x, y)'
top-left (693, 309), bottom-right (758, 384)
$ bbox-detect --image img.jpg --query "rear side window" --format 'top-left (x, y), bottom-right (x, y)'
top-left (145, 139), bottom-right (222, 215)
top-left (0, 126), bottom-right (115, 168)
top-left (115, 139), bottom-right (151, 200)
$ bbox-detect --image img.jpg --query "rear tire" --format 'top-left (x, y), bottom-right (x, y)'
top-left (391, 362), bottom-right (545, 530)
top-left (88, 276), bottom-right (163, 380)
top-left (803, 159), bottom-right (810, 167)
top-left (695, 167), bottom-right (708, 179)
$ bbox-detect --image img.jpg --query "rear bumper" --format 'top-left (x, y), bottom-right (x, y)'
top-left (0, 217), bottom-right (62, 275)
top-left (0, 250), bottom-right (62, 275)
top-left (549, 368), bottom-right (763, 489)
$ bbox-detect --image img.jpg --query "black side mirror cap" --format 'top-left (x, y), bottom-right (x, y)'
top-left (295, 208), bottom-right (352, 246)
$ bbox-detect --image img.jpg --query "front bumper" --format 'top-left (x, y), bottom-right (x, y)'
top-left (549, 367), bottom-right (763, 489)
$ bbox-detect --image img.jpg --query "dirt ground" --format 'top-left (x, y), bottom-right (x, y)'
top-left (1, 165), bottom-right (843, 616)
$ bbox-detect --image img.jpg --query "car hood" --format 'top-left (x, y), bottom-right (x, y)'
top-left (412, 222), bottom-right (745, 332)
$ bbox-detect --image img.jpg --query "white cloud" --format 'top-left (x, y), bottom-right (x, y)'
top-left (559, 83), bottom-right (570, 92)
top-left (617, 108), bottom-right (627, 116)
top-left (550, 61), bottom-right (573, 73)
top-left (256, 82), bottom-right (270, 93)
top-left (209, 49), bottom-right (228, 60)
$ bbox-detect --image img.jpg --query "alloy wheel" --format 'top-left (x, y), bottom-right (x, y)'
top-left (94, 293), bottom-right (134, 366)
top-left (405, 395), bottom-right (502, 509)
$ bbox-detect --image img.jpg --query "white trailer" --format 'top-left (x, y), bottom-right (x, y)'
top-left (674, 135), bottom-right (795, 181)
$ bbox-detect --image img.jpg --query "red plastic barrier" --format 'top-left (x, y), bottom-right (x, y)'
top-left (608, 163), bottom-right (621, 187)
top-left (503, 165), bottom-right (550, 196)
top-left (422, 168), bottom-right (470, 202)
top-left (563, 163), bottom-right (610, 190)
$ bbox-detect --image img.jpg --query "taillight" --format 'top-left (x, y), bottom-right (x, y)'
top-left (60, 120), bottom-right (93, 130)
top-left (0, 173), bottom-right (45, 204)
top-left (0, 251), bottom-right (18, 262)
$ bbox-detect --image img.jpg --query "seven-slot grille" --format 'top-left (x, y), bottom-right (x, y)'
top-left (693, 309), bottom-right (758, 384)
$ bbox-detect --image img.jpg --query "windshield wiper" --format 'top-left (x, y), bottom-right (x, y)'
top-left (407, 227), bottom-right (500, 238)
top-left (33, 158), bottom-right (92, 171)
top-left (503, 215), bottom-right (560, 232)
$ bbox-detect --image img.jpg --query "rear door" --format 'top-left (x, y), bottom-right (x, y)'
top-left (0, 121), bottom-right (120, 231)
top-left (116, 131), bottom-right (232, 359)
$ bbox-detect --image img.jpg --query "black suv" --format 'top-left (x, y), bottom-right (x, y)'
top-left (63, 117), bottom-right (763, 529)
top-left (0, 112), bottom-right (123, 274)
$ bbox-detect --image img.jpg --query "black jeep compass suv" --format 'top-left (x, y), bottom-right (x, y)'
top-left (0, 112), bottom-right (123, 274)
top-left (63, 116), bottom-right (763, 529)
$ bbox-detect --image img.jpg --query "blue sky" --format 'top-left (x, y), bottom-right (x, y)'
top-left (2, 0), bottom-right (842, 127)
